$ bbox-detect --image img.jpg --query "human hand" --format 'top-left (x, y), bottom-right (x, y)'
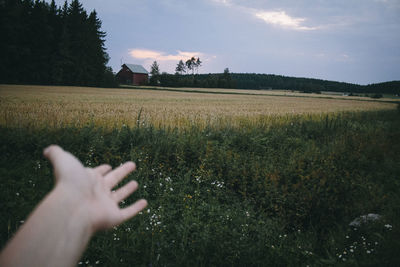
top-left (43, 145), bottom-right (147, 232)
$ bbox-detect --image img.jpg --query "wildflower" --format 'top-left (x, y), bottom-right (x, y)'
top-left (95, 261), bottom-right (100, 264)
top-left (16, 192), bottom-right (20, 196)
top-left (366, 250), bottom-right (371, 254)
top-left (384, 224), bottom-right (393, 230)
top-left (350, 249), bottom-right (354, 253)
top-left (346, 235), bottom-right (349, 239)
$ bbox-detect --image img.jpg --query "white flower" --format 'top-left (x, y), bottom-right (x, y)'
top-left (384, 224), bottom-right (393, 230)
top-left (366, 250), bottom-right (371, 254)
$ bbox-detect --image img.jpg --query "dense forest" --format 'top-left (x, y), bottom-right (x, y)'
top-left (0, 0), bottom-right (116, 87)
top-left (156, 72), bottom-right (400, 95)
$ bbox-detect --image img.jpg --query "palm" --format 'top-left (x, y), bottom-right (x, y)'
top-left (44, 145), bottom-right (147, 231)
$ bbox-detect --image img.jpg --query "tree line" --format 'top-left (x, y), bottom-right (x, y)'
top-left (150, 61), bottom-right (399, 94)
top-left (0, 0), bottom-right (116, 87)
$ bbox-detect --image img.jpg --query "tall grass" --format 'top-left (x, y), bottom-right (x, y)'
top-left (1, 110), bottom-right (399, 266)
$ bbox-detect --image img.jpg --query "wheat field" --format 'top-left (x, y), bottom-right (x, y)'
top-left (0, 84), bottom-right (397, 129)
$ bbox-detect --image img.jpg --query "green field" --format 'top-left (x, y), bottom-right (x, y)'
top-left (1, 85), bottom-right (399, 266)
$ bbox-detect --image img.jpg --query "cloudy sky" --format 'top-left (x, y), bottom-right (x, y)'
top-left (54, 0), bottom-right (400, 84)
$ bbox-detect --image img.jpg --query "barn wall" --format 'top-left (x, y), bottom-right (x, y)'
top-left (133, 73), bottom-right (148, 85)
top-left (116, 66), bottom-right (133, 84)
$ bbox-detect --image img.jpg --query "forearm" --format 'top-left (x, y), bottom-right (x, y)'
top-left (0, 185), bottom-right (93, 267)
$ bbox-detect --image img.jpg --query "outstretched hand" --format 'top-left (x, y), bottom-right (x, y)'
top-left (44, 145), bottom-right (147, 232)
top-left (0, 145), bottom-right (147, 267)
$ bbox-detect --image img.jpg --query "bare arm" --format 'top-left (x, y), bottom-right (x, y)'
top-left (0, 145), bottom-right (147, 267)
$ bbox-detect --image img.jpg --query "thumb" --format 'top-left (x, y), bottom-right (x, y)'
top-left (43, 145), bottom-right (65, 169)
top-left (43, 145), bottom-right (81, 179)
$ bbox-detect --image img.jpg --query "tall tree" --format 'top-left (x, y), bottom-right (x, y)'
top-left (185, 57), bottom-right (196, 75)
top-left (150, 61), bottom-right (160, 85)
top-left (0, 0), bottom-right (116, 87)
top-left (175, 60), bottom-right (186, 75)
top-left (195, 57), bottom-right (202, 74)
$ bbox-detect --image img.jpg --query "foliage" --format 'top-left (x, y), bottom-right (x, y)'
top-left (1, 110), bottom-right (399, 266)
top-left (175, 60), bottom-right (186, 75)
top-left (371, 93), bottom-right (383, 99)
top-left (185, 57), bottom-right (202, 75)
top-left (154, 72), bottom-right (399, 94)
top-left (0, 0), bottom-right (117, 87)
top-left (149, 61), bottom-right (160, 85)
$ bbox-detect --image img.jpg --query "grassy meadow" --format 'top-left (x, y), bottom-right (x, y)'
top-left (1, 84), bottom-right (400, 266)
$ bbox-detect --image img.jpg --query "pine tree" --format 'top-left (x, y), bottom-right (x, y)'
top-left (150, 61), bottom-right (160, 85)
top-left (0, 0), bottom-right (116, 87)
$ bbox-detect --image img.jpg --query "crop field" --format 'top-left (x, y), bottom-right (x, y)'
top-left (124, 85), bottom-right (400, 101)
top-left (1, 84), bottom-right (400, 266)
top-left (0, 84), bottom-right (397, 129)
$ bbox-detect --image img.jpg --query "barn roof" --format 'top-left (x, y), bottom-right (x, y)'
top-left (125, 64), bottom-right (148, 74)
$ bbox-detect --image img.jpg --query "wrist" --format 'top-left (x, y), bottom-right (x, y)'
top-left (51, 184), bottom-right (96, 235)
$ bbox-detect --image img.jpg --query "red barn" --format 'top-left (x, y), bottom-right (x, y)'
top-left (116, 64), bottom-right (149, 85)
